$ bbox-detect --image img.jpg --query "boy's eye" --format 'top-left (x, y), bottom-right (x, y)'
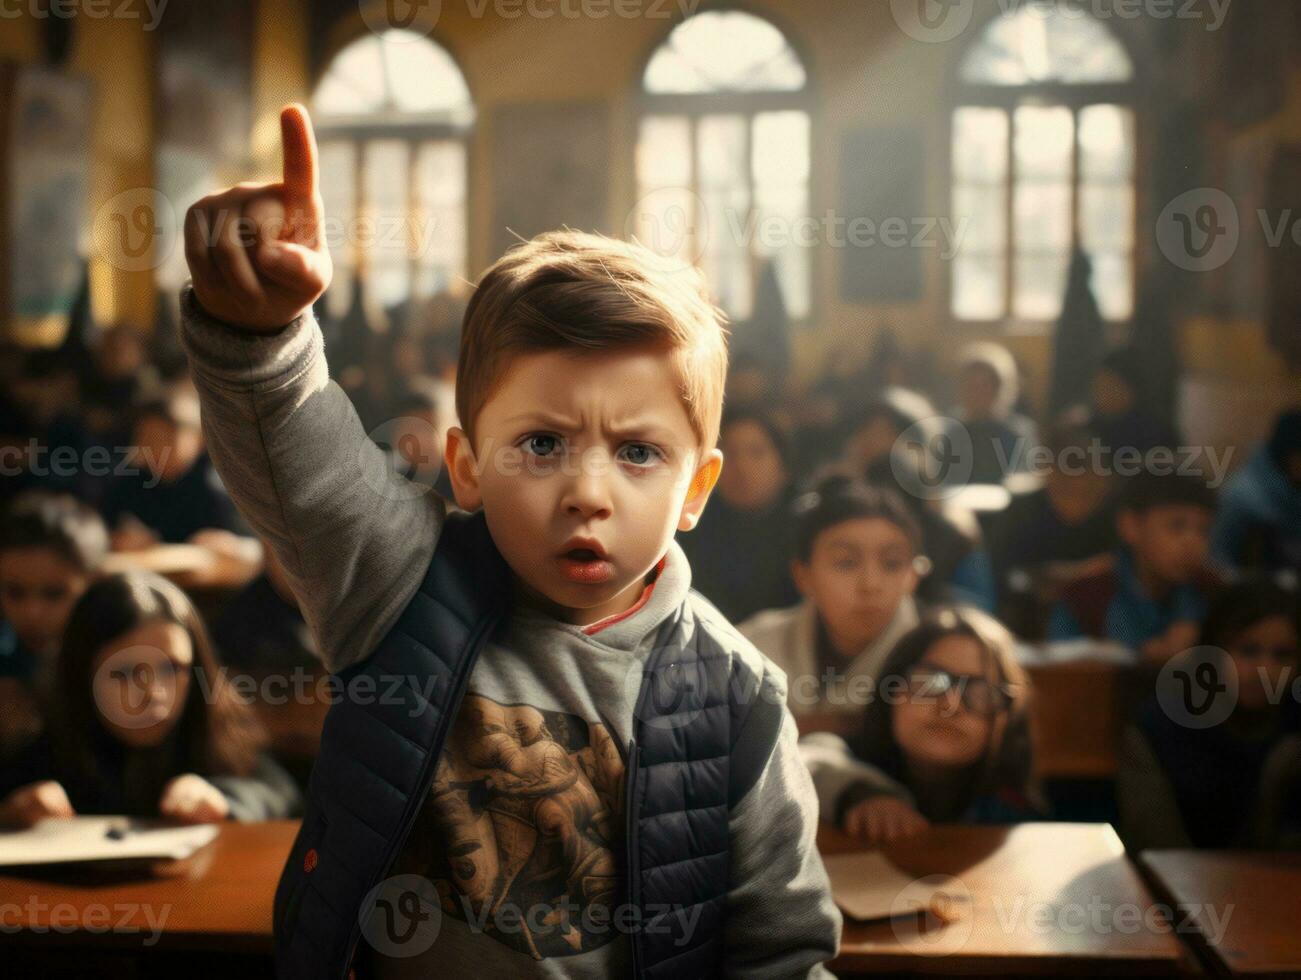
top-left (524, 435), bottom-right (561, 457)
top-left (619, 443), bottom-right (661, 467)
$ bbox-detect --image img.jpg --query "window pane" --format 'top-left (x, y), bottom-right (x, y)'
top-left (1014, 181), bottom-right (1071, 251)
top-left (1080, 182), bottom-right (1133, 252)
top-left (637, 115), bottom-right (692, 188)
top-left (752, 111), bottom-right (809, 185)
top-left (631, 184), bottom-right (700, 268)
top-left (1014, 105), bottom-right (1073, 179)
top-left (953, 185), bottom-right (1007, 254)
top-left (960, 5), bottom-right (1133, 86)
top-left (363, 139), bottom-right (411, 309)
top-left (1013, 252), bottom-right (1070, 320)
top-left (952, 107), bottom-right (1009, 183)
top-left (953, 255), bottom-right (1006, 320)
top-left (1090, 251), bottom-right (1133, 321)
top-left (319, 141), bottom-right (356, 319)
top-left (1079, 104), bottom-right (1134, 179)
top-left (643, 11), bottom-right (806, 94)
top-left (698, 114), bottom-right (747, 188)
top-left (413, 141), bottom-right (466, 295)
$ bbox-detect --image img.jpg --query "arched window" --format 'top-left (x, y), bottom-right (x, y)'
top-left (313, 29), bottom-right (474, 320)
top-left (635, 11), bottom-right (811, 321)
top-left (951, 5), bottom-right (1135, 325)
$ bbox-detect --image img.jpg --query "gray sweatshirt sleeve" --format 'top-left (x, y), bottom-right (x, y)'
top-left (211, 753), bottom-right (303, 822)
top-left (179, 284), bottom-right (444, 674)
top-left (726, 702), bottom-right (841, 979)
top-left (799, 732), bottom-right (914, 825)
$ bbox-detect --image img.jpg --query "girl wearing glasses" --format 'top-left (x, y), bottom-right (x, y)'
top-left (803, 607), bottom-right (1044, 844)
top-left (1118, 579), bottom-right (1301, 850)
top-left (0, 571), bottom-right (300, 827)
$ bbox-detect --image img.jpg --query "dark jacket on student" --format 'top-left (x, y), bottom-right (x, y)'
top-left (1117, 697), bottom-right (1301, 850)
top-left (1212, 445), bottom-right (1301, 575)
top-left (0, 724), bottom-right (301, 823)
top-left (677, 486), bottom-right (800, 623)
top-left (102, 452), bottom-right (249, 543)
top-left (212, 575), bottom-right (318, 670)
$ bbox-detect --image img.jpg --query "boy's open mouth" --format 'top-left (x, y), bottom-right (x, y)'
top-left (566, 548), bottom-right (600, 561)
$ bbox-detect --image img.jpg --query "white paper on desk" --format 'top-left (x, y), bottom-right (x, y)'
top-left (1016, 639), bottom-right (1136, 666)
top-left (822, 851), bottom-right (953, 923)
top-left (0, 816), bottom-right (219, 866)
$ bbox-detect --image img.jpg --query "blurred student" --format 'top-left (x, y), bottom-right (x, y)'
top-left (103, 393), bottom-right (248, 547)
top-left (802, 608), bottom-right (1043, 845)
top-left (1212, 409), bottom-right (1301, 577)
top-left (1089, 348), bottom-right (1181, 458)
top-left (739, 478), bottom-right (923, 719)
top-left (946, 342), bottom-right (1039, 485)
top-left (1118, 581), bottom-right (1301, 849)
top-left (1049, 472), bottom-right (1218, 662)
top-left (0, 571), bottom-right (300, 826)
top-left (839, 387), bottom-right (940, 479)
top-left (989, 418), bottom-right (1118, 636)
top-left (0, 492), bottom-right (108, 756)
top-left (212, 545), bottom-right (317, 670)
top-left (866, 454), bottom-right (998, 612)
top-left (679, 410), bottom-right (800, 622)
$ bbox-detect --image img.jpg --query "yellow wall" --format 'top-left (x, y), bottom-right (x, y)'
top-left (4, 0), bottom-right (155, 337)
top-left (7, 0), bottom-right (1299, 440)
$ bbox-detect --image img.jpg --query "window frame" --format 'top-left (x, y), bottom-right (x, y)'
top-left (634, 9), bottom-right (818, 329)
top-left (950, 47), bottom-right (1140, 334)
top-left (311, 31), bottom-right (476, 322)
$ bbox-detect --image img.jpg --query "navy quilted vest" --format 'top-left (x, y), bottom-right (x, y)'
top-left (272, 510), bottom-right (782, 979)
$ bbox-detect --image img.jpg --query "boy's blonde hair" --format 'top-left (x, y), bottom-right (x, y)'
top-left (455, 230), bottom-right (729, 455)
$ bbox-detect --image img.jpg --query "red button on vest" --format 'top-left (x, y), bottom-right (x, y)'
top-left (303, 848), bottom-right (318, 873)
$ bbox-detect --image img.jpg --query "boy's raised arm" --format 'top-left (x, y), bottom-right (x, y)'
top-left (180, 105), bottom-right (443, 674)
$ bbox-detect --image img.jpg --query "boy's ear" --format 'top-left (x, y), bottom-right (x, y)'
top-left (676, 448), bottom-right (723, 532)
top-left (444, 426), bottom-right (483, 512)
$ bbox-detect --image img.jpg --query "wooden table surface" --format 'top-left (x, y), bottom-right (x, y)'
top-left (821, 822), bottom-right (1186, 975)
top-left (1140, 850), bottom-right (1301, 977)
top-left (0, 820), bottom-right (298, 954)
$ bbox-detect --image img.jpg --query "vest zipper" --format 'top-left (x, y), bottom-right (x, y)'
top-left (624, 736), bottom-right (643, 978)
top-left (337, 615), bottom-right (496, 979)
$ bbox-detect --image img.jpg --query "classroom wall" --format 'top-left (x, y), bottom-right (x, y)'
top-left (4, 0), bottom-right (1298, 450)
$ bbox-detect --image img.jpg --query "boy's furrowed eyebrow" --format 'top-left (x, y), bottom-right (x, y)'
top-left (500, 411), bottom-right (681, 444)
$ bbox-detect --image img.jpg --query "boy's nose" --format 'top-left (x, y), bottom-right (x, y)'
top-left (562, 463), bottom-right (613, 520)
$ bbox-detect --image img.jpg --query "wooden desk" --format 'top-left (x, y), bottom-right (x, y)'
top-left (1024, 659), bottom-right (1128, 780)
top-left (1140, 850), bottom-right (1301, 977)
top-left (0, 820), bottom-right (295, 957)
top-left (821, 822), bottom-right (1185, 976)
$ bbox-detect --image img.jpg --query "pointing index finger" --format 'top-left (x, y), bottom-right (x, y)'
top-left (280, 103), bottom-right (319, 226)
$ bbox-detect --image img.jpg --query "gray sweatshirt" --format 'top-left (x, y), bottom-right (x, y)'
top-left (179, 285), bottom-right (841, 978)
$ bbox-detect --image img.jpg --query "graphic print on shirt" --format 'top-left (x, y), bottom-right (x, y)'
top-left (409, 693), bottom-right (626, 960)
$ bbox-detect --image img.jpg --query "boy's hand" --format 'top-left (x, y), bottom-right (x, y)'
top-left (184, 104), bottom-right (332, 332)
top-left (159, 773), bottom-right (230, 824)
top-left (0, 781), bottom-right (76, 828)
top-left (843, 796), bottom-right (929, 845)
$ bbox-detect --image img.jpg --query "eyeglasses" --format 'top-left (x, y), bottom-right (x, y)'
top-left (905, 665), bottom-right (1015, 717)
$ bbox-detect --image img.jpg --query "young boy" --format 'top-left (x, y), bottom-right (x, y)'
top-left (0, 491), bottom-right (108, 754)
top-left (1048, 471), bottom-right (1218, 662)
top-left (174, 105), bottom-right (839, 979)
top-left (740, 478), bottom-right (924, 721)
